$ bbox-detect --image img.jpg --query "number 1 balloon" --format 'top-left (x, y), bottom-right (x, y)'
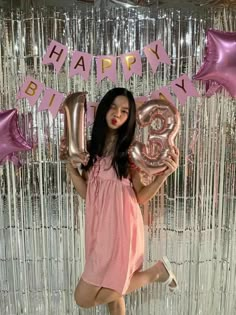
top-left (129, 99), bottom-right (180, 176)
top-left (193, 29), bottom-right (236, 98)
top-left (63, 92), bottom-right (89, 166)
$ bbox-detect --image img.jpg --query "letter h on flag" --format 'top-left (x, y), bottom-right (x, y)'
top-left (42, 40), bottom-right (68, 74)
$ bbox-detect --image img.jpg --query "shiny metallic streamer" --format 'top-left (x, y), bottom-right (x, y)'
top-left (0, 5), bottom-right (236, 315)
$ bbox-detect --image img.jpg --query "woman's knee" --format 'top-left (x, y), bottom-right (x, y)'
top-left (74, 279), bottom-right (98, 308)
top-left (74, 289), bottom-right (95, 308)
top-left (107, 298), bottom-right (125, 312)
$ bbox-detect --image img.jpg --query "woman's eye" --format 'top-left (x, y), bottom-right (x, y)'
top-left (122, 111), bottom-right (128, 114)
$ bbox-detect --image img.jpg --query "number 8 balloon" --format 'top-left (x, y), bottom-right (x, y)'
top-left (129, 99), bottom-right (181, 176)
top-left (63, 92), bottom-right (89, 166)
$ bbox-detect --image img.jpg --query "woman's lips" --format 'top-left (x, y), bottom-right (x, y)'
top-left (111, 118), bottom-right (117, 125)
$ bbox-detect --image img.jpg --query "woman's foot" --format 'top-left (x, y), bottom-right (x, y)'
top-left (153, 258), bottom-right (178, 291)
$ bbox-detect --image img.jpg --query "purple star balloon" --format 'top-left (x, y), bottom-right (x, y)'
top-left (0, 109), bottom-right (32, 165)
top-left (193, 29), bottom-right (236, 98)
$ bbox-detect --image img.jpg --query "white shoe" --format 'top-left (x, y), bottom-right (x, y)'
top-left (161, 256), bottom-right (179, 293)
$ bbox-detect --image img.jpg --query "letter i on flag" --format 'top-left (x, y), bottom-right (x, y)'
top-left (42, 40), bottom-right (68, 74)
top-left (16, 76), bottom-right (45, 106)
top-left (38, 88), bottom-right (65, 119)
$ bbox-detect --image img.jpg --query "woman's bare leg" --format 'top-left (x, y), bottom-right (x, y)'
top-left (126, 260), bottom-right (170, 294)
top-left (75, 260), bottom-right (175, 307)
top-left (95, 260), bottom-right (174, 305)
top-left (107, 297), bottom-right (126, 315)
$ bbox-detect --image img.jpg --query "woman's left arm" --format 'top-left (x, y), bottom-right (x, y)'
top-left (131, 146), bottom-right (179, 205)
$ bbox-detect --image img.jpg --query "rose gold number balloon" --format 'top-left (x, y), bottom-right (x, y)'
top-left (63, 92), bottom-right (89, 166)
top-left (129, 99), bottom-right (180, 176)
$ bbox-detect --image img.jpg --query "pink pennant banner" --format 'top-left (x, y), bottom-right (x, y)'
top-left (189, 129), bottom-right (199, 153)
top-left (150, 87), bottom-right (175, 104)
top-left (134, 96), bottom-right (148, 108)
top-left (69, 51), bottom-right (92, 80)
top-left (16, 76), bottom-right (44, 106)
top-left (205, 81), bottom-right (222, 97)
top-left (171, 74), bottom-right (199, 105)
top-left (1, 153), bottom-right (22, 168)
top-left (120, 51), bottom-right (142, 81)
top-left (87, 102), bottom-right (98, 126)
top-left (38, 88), bottom-right (65, 119)
top-left (96, 56), bottom-right (117, 83)
top-left (42, 40), bottom-right (68, 74)
top-left (144, 40), bottom-right (171, 73)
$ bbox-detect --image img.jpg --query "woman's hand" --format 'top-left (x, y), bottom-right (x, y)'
top-left (59, 136), bottom-right (69, 160)
top-left (59, 136), bottom-right (89, 169)
top-left (59, 137), bottom-right (79, 170)
top-left (131, 146), bottom-right (179, 204)
top-left (161, 146), bottom-right (179, 177)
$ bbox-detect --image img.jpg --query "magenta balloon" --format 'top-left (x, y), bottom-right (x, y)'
top-left (0, 109), bottom-right (32, 165)
top-left (129, 99), bottom-right (181, 176)
top-left (194, 29), bottom-right (236, 98)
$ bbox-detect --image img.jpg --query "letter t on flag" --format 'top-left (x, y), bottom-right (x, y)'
top-left (87, 102), bottom-right (98, 126)
top-left (38, 88), bottom-right (65, 119)
top-left (42, 40), bottom-right (68, 74)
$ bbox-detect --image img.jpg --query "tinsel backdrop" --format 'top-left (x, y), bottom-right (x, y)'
top-left (0, 2), bottom-right (236, 315)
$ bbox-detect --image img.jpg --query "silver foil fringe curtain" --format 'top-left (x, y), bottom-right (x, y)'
top-left (0, 5), bottom-right (236, 315)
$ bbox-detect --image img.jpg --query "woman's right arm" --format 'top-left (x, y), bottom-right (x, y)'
top-left (66, 163), bottom-right (87, 200)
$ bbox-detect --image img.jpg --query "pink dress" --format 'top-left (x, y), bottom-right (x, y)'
top-left (81, 156), bottom-right (144, 295)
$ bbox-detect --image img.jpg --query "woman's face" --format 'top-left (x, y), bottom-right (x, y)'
top-left (106, 95), bottom-right (130, 130)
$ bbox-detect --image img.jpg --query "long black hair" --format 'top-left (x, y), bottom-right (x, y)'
top-left (82, 87), bottom-right (136, 179)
